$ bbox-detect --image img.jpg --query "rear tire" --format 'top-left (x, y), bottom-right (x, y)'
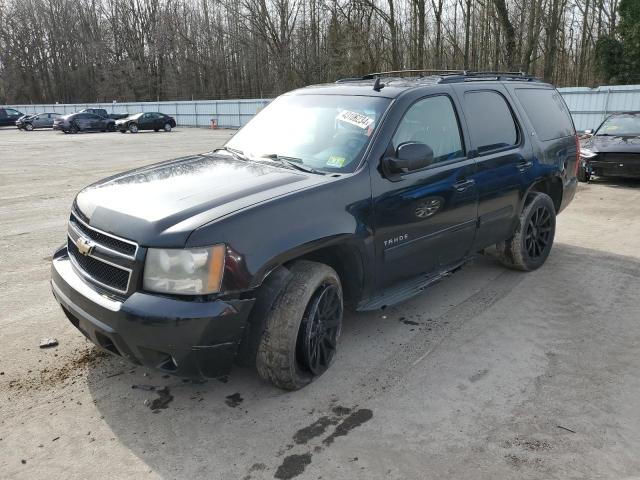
top-left (163, 123), bottom-right (172, 132)
top-left (107, 123), bottom-right (115, 132)
top-left (496, 192), bottom-right (556, 271)
top-left (154, 128), bottom-right (159, 132)
top-left (256, 260), bottom-right (343, 390)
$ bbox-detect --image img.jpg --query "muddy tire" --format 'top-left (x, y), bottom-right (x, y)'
top-left (256, 260), bottom-right (343, 390)
top-left (496, 192), bottom-right (556, 271)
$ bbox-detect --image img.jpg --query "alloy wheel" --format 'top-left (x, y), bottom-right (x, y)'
top-left (298, 282), bottom-right (342, 375)
top-left (525, 205), bottom-right (552, 259)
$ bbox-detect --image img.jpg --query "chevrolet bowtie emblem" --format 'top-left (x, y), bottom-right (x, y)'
top-left (75, 236), bottom-right (96, 256)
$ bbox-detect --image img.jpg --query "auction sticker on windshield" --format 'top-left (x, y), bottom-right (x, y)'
top-left (337, 110), bottom-right (374, 130)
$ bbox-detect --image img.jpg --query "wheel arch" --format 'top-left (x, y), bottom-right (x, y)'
top-left (251, 235), bottom-right (367, 308)
top-left (522, 175), bottom-right (563, 213)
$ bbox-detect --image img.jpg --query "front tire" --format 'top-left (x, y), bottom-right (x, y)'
top-left (256, 261), bottom-right (343, 390)
top-left (69, 123), bottom-right (79, 134)
top-left (24, 123), bottom-right (34, 131)
top-left (129, 123), bottom-right (138, 133)
top-left (496, 192), bottom-right (556, 271)
top-left (577, 162), bottom-right (591, 182)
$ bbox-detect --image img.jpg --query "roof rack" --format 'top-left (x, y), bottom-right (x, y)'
top-left (363, 69), bottom-right (467, 79)
top-left (335, 69), bottom-right (541, 84)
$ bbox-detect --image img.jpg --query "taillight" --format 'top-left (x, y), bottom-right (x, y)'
top-left (573, 134), bottom-right (580, 176)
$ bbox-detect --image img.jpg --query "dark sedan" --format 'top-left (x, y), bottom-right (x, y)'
top-left (53, 112), bottom-right (116, 133)
top-left (579, 112), bottom-right (640, 181)
top-left (116, 112), bottom-right (176, 133)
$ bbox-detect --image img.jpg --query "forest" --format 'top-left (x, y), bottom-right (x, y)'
top-left (0, 0), bottom-right (638, 104)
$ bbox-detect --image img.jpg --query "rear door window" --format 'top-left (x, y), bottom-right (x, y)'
top-left (463, 90), bottom-right (518, 154)
top-left (515, 88), bottom-right (574, 140)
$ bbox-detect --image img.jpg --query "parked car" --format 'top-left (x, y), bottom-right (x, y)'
top-left (53, 112), bottom-right (116, 133)
top-left (16, 112), bottom-right (61, 131)
top-left (78, 108), bottom-right (129, 120)
top-left (0, 107), bottom-right (24, 127)
top-left (578, 112), bottom-right (640, 181)
top-left (116, 112), bottom-right (176, 133)
top-left (51, 71), bottom-right (578, 390)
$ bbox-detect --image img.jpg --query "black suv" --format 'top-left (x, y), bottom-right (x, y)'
top-left (51, 71), bottom-right (578, 390)
top-left (0, 107), bottom-right (24, 126)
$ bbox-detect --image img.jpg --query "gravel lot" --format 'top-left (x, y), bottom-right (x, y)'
top-left (1, 127), bottom-right (640, 480)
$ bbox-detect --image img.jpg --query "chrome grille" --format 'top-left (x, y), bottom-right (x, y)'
top-left (67, 211), bottom-right (138, 295)
top-left (68, 238), bottom-right (130, 293)
top-left (69, 212), bottom-right (137, 257)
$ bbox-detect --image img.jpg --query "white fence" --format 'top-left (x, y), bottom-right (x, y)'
top-left (4, 85), bottom-right (640, 131)
top-left (557, 85), bottom-right (640, 131)
top-left (5, 99), bottom-right (271, 129)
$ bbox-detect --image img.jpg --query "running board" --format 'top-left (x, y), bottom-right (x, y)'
top-left (357, 260), bottom-right (467, 311)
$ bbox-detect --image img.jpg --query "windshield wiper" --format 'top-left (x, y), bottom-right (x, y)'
top-left (214, 146), bottom-right (248, 160)
top-left (259, 154), bottom-right (326, 175)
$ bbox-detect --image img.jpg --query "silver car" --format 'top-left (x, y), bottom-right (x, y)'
top-left (16, 112), bottom-right (61, 131)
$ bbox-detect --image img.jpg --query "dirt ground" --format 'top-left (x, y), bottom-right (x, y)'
top-left (1, 127), bottom-right (640, 480)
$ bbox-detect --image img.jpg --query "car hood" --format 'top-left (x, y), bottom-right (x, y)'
top-left (586, 135), bottom-right (640, 154)
top-left (74, 153), bottom-right (322, 247)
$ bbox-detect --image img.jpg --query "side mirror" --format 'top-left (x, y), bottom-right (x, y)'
top-left (384, 142), bottom-right (434, 174)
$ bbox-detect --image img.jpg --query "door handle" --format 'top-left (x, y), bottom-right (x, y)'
top-left (518, 160), bottom-right (533, 172)
top-left (453, 179), bottom-right (475, 192)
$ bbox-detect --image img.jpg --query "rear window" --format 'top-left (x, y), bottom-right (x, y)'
top-left (463, 90), bottom-right (518, 154)
top-left (515, 88), bottom-right (574, 141)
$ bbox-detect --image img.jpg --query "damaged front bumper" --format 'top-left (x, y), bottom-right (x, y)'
top-left (50, 247), bottom-right (255, 379)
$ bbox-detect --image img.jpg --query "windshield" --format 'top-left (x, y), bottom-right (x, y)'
top-left (597, 114), bottom-right (640, 136)
top-left (225, 94), bottom-right (391, 173)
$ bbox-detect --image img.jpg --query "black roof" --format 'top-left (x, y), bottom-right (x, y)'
top-left (291, 70), bottom-right (551, 98)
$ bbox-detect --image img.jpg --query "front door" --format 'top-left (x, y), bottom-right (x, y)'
top-left (371, 93), bottom-right (478, 289)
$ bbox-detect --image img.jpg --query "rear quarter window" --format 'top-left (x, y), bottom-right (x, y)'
top-left (515, 88), bottom-right (574, 141)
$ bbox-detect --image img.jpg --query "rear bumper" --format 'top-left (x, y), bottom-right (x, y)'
top-left (51, 248), bottom-right (255, 379)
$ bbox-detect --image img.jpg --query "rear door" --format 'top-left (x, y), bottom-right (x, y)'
top-left (371, 92), bottom-right (478, 288)
top-left (453, 85), bottom-right (533, 250)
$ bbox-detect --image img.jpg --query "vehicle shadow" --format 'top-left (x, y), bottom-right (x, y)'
top-left (85, 242), bottom-right (640, 479)
top-left (587, 176), bottom-right (640, 189)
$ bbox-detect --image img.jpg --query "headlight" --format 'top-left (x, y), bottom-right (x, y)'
top-left (143, 245), bottom-right (225, 295)
top-left (579, 148), bottom-right (597, 159)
